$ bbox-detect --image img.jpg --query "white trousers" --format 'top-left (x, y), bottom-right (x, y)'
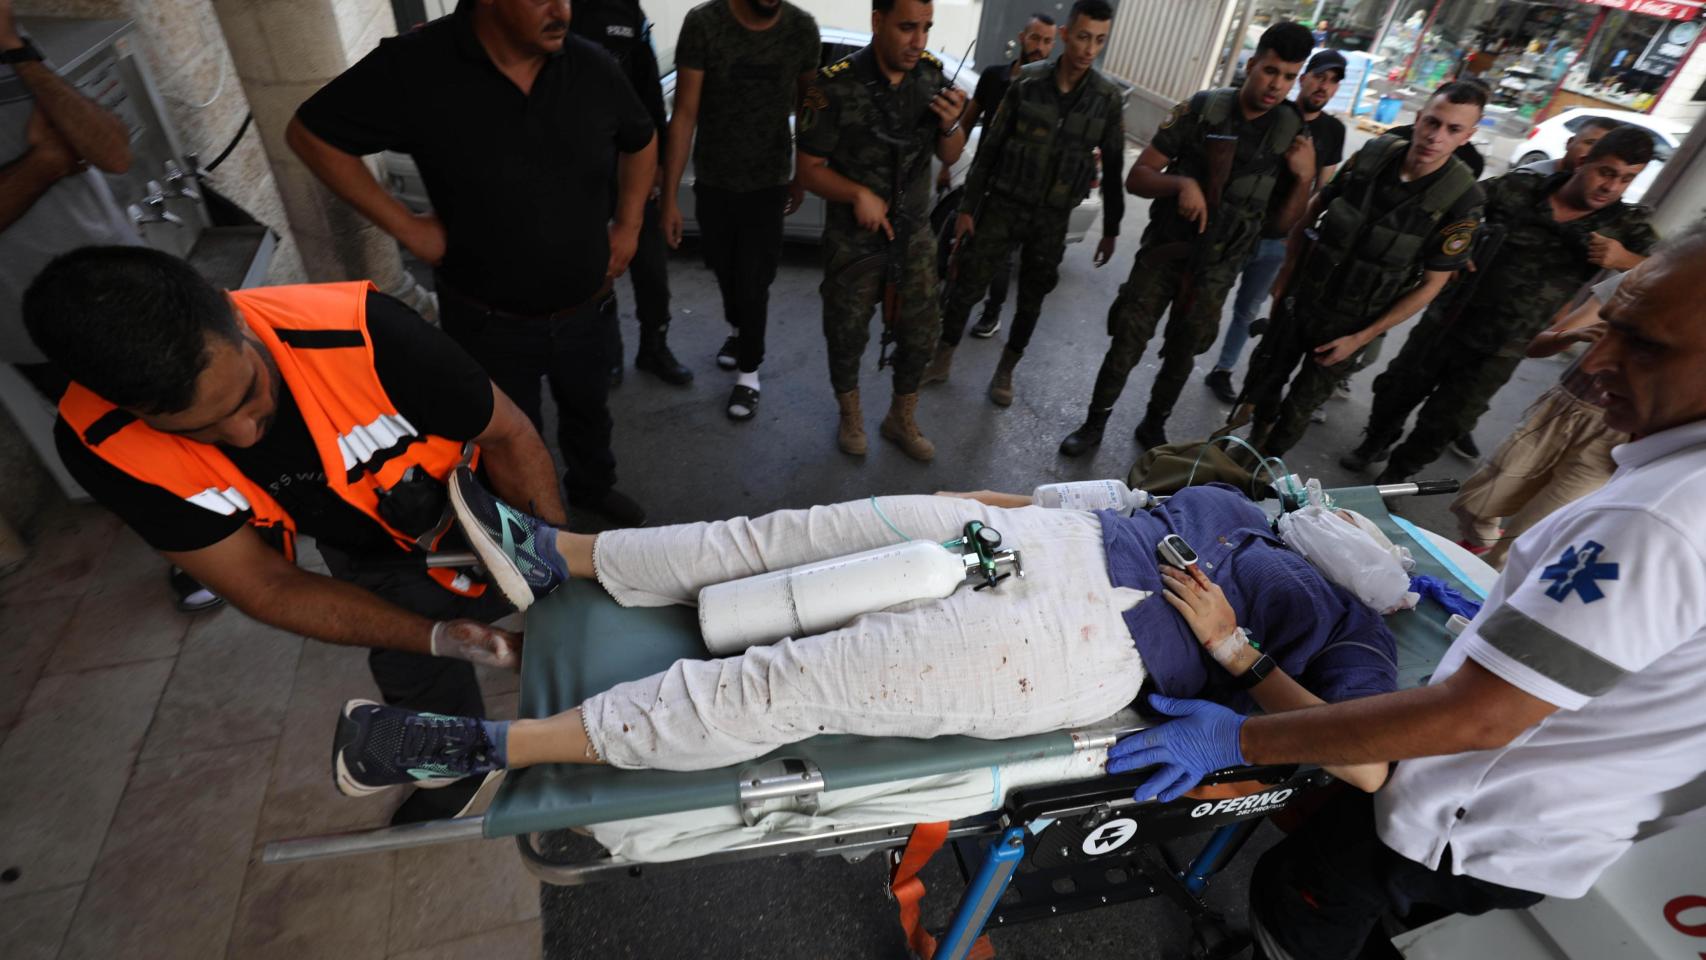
top-left (582, 496), bottom-right (1150, 770)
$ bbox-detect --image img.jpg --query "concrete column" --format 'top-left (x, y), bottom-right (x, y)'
top-left (209, 0), bottom-right (434, 314)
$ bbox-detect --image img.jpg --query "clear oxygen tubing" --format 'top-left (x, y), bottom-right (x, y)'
top-left (1182, 434), bottom-right (1296, 502)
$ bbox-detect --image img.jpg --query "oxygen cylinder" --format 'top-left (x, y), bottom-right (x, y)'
top-left (698, 540), bottom-right (971, 655)
top-left (1031, 479), bottom-right (1155, 515)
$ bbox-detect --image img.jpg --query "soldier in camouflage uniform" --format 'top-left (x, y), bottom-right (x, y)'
top-left (921, 0), bottom-right (1124, 409)
top-left (1059, 20), bottom-right (1317, 458)
top-left (795, 0), bottom-right (967, 461)
top-left (1345, 125), bottom-right (1659, 483)
top-left (1238, 83), bottom-right (1489, 459)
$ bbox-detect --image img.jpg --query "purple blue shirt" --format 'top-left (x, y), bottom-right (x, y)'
top-left (1099, 484), bottom-right (1398, 710)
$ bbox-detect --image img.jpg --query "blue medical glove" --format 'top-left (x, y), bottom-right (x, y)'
top-left (1106, 694), bottom-right (1248, 803)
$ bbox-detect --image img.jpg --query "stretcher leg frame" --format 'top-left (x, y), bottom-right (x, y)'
top-left (937, 826), bottom-right (1027, 960)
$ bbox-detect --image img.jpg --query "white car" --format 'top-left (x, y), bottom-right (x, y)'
top-left (382, 26), bottom-right (1119, 245)
top-left (1506, 108), bottom-right (1684, 203)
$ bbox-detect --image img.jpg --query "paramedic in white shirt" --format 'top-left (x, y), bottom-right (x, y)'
top-left (1104, 225), bottom-right (1706, 960)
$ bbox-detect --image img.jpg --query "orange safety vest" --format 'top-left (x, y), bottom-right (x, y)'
top-left (59, 280), bottom-right (485, 597)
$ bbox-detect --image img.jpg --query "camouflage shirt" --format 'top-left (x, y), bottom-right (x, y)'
top-left (1143, 89), bottom-right (1303, 250)
top-left (676, 0), bottom-right (820, 192)
top-left (796, 45), bottom-right (946, 232)
top-left (1439, 169), bottom-right (1657, 354)
top-left (962, 60), bottom-right (1126, 231)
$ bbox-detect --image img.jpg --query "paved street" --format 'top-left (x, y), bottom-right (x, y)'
top-left (537, 178), bottom-right (1563, 958)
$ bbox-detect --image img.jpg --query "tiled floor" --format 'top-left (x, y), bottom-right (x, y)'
top-left (0, 502), bottom-right (540, 960)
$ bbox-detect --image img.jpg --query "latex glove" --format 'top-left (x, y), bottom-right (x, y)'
top-left (1106, 694), bottom-right (1247, 802)
top-left (431, 619), bottom-right (523, 670)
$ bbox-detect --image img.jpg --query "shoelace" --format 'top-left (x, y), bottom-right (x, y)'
top-left (399, 715), bottom-right (492, 773)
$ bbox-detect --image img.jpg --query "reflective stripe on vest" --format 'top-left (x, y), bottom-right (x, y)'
top-left (185, 486), bottom-right (254, 516)
top-left (338, 412), bottom-right (420, 474)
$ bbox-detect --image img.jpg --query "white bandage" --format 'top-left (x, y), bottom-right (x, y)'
top-left (1208, 627), bottom-right (1250, 668)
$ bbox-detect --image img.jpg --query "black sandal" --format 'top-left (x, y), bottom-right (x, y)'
top-left (726, 384), bottom-right (760, 421)
top-left (169, 566), bottom-right (225, 613)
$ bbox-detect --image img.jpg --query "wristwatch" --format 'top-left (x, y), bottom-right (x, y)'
top-left (1233, 652), bottom-right (1276, 690)
top-left (1, 39), bottom-right (44, 64)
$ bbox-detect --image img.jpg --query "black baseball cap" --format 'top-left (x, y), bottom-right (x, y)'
top-left (1306, 50), bottom-right (1348, 77)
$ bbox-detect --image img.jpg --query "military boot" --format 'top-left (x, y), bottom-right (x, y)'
top-left (1339, 441), bottom-right (1391, 473)
top-left (920, 342), bottom-right (955, 386)
top-left (1133, 416), bottom-right (1168, 451)
top-left (634, 326), bottom-right (693, 386)
top-left (879, 393), bottom-right (935, 462)
top-left (1059, 408), bottom-right (1112, 458)
top-left (987, 348), bottom-right (1021, 407)
top-left (836, 390), bottom-right (867, 456)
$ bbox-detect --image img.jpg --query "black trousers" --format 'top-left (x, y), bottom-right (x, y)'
top-left (605, 197), bottom-right (673, 365)
top-left (437, 277), bottom-right (619, 502)
top-left (1250, 791), bottom-right (1545, 960)
top-left (694, 183), bottom-right (788, 374)
top-left (319, 543), bottom-right (514, 819)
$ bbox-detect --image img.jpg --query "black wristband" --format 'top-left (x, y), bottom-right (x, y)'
top-left (1233, 653), bottom-right (1276, 690)
top-left (0, 38), bottom-right (43, 64)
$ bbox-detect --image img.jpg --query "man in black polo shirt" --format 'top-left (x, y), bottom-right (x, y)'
top-left (286, 0), bottom-right (656, 526)
top-left (936, 12), bottom-right (1056, 340)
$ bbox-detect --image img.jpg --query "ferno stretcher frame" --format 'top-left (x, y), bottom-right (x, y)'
top-left (264, 482), bottom-right (1492, 959)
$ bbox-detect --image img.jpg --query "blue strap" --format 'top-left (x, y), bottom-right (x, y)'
top-left (1390, 515), bottom-right (1489, 601)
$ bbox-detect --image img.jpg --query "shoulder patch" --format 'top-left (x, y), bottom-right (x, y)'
top-left (802, 83), bottom-right (829, 112)
top-left (1441, 230), bottom-right (1475, 257)
top-left (920, 49), bottom-right (942, 69)
top-left (1159, 100), bottom-right (1190, 130)
top-left (1540, 541), bottom-right (1619, 604)
top-left (1439, 218), bottom-right (1478, 235)
top-left (822, 57), bottom-right (852, 78)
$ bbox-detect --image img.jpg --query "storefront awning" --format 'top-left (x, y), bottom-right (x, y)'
top-left (1578, 0), bottom-right (1702, 21)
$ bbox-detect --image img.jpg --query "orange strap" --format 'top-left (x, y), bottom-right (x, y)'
top-left (890, 822), bottom-right (996, 960)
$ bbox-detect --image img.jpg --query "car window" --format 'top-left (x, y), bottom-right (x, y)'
top-left (1653, 139), bottom-right (1674, 162)
top-left (1563, 115), bottom-right (1594, 133)
top-left (821, 42), bottom-right (860, 66)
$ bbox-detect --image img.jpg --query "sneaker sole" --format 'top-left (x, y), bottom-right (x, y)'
top-left (715, 356), bottom-right (738, 370)
top-left (448, 474), bottom-right (539, 613)
top-left (969, 326), bottom-right (1000, 339)
top-left (333, 699), bottom-right (461, 798)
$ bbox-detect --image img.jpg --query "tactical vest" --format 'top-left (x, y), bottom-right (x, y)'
top-left (59, 281), bottom-right (485, 597)
top-left (1296, 135), bottom-right (1476, 317)
top-left (988, 62), bottom-right (1122, 208)
top-left (1167, 89), bottom-right (1304, 255)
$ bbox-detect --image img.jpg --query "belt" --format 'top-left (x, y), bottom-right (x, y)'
top-left (436, 275), bottom-right (614, 323)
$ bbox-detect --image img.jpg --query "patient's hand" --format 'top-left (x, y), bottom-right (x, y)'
top-left (935, 489), bottom-right (1034, 508)
top-left (1160, 566), bottom-right (1244, 666)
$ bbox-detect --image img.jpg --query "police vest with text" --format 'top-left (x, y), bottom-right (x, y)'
top-left (1296, 135), bottom-right (1477, 318)
top-left (58, 281), bottom-right (485, 597)
top-left (987, 62), bottom-right (1123, 208)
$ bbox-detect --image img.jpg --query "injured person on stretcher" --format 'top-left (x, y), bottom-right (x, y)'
top-left (331, 469), bottom-right (1401, 799)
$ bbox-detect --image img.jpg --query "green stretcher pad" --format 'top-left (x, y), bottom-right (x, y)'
top-left (484, 487), bottom-right (1474, 838)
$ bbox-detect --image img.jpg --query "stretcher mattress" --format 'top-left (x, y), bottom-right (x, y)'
top-left (484, 486), bottom-right (1484, 840)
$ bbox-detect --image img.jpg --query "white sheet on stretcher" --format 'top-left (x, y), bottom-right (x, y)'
top-left (587, 747), bottom-right (1114, 862)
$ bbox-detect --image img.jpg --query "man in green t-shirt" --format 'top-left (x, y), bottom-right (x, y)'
top-left (660, 0), bottom-right (820, 422)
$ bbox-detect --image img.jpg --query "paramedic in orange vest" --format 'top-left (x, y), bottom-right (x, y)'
top-left (24, 245), bottom-right (569, 824)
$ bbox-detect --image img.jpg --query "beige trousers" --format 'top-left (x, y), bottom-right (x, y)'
top-left (1450, 385), bottom-right (1626, 569)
